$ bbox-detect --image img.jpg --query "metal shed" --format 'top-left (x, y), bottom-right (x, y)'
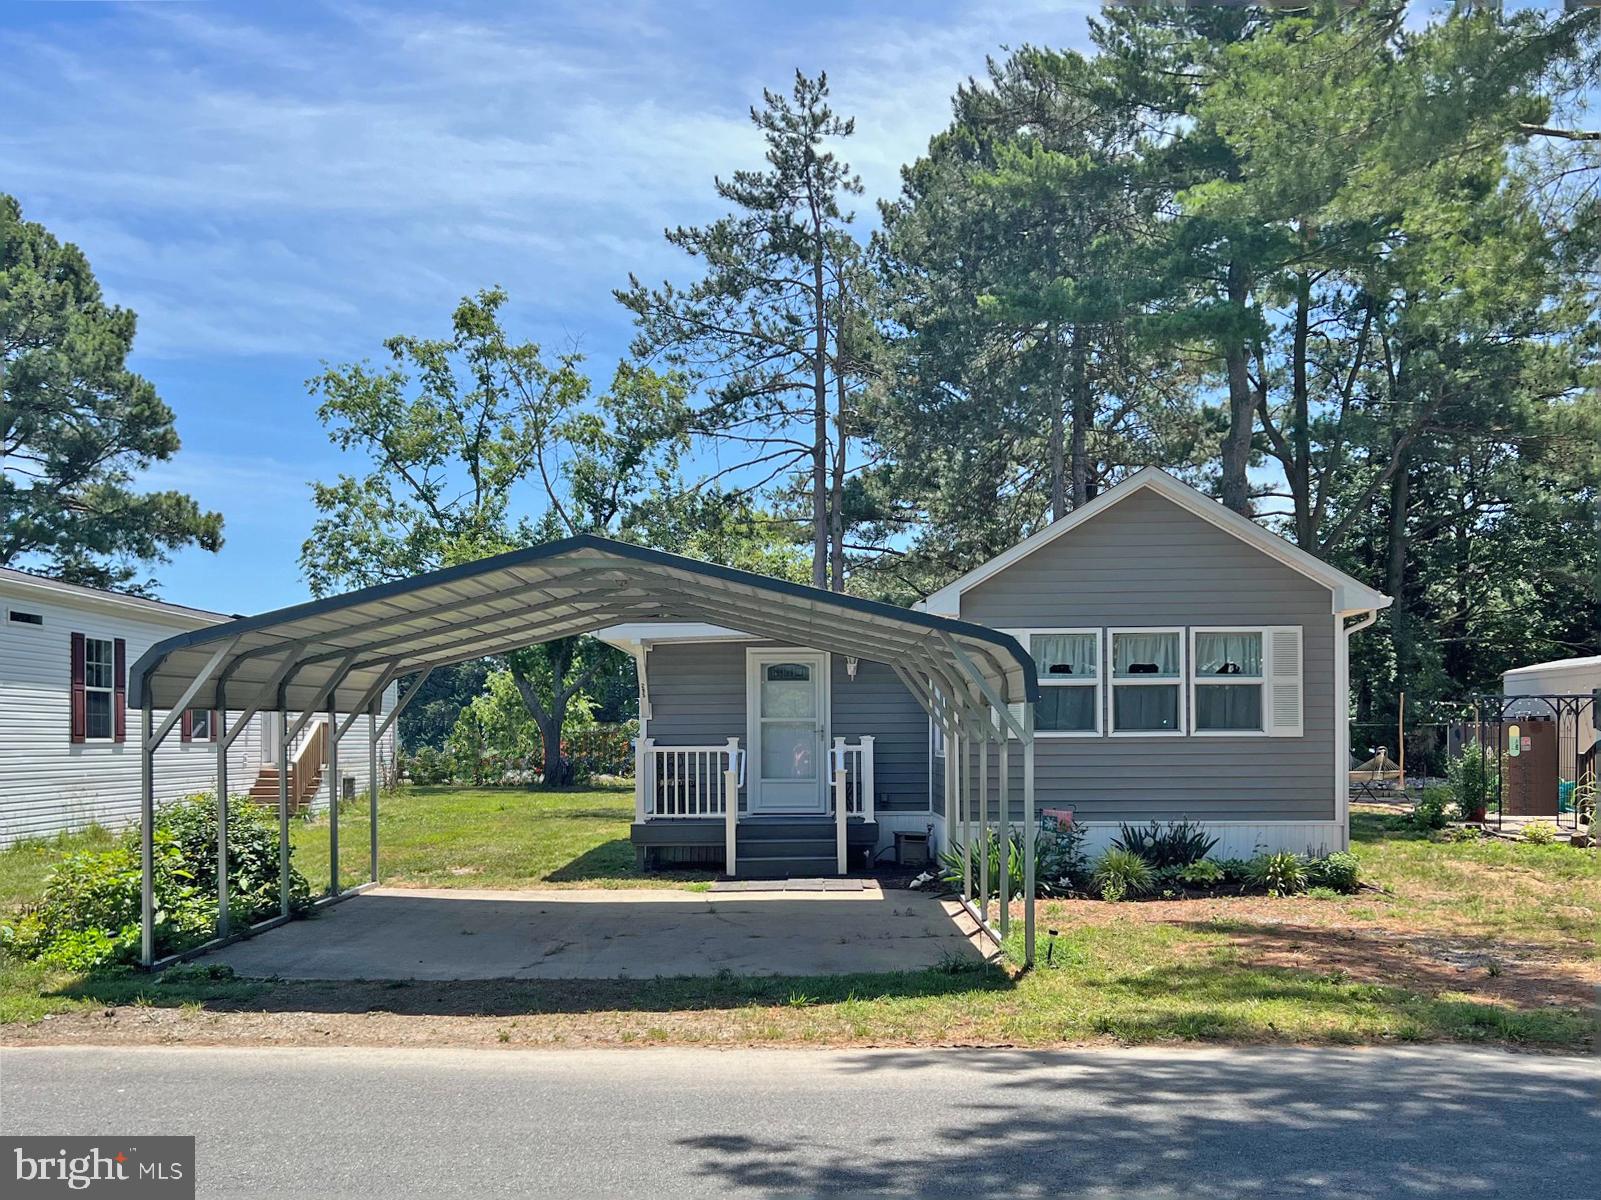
top-left (129, 535), bottom-right (1042, 968)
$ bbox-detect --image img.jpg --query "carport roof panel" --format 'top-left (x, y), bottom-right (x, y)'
top-left (129, 535), bottom-right (1038, 713)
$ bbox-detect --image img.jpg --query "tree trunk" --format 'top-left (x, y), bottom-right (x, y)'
top-left (1385, 454), bottom-right (1412, 708)
top-left (1219, 261), bottom-right (1255, 515)
top-left (509, 653), bottom-right (574, 788)
top-left (810, 251), bottom-right (829, 590)
top-left (1069, 324), bottom-right (1091, 510)
top-left (830, 358), bottom-right (847, 592)
top-left (1289, 272), bottom-right (1313, 548)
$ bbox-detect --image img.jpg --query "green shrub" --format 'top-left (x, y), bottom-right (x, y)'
top-left (1110, 820), bottom-right (1219, 868)
top-left (1522, 822), bottom-right (1558, 845)
top-left (1248, 851), bottom-right (1308, 896)
top-left (1176, 858), bottom-right (1225, 887)
top-left (1411, 787), bottom-right (1453, 831)
top-left (1309, 850), bottom-right (1361, 893)
top-left (939, 815), bottom-right (1089, 898)
top-left (1093, 848), bottom-right (1155, 901)
top-left (1447, 743), bottom-right (1499, 821)
top-left (1214, 858), bottom-right (1252, 884)
top-left (404, 745), bottom-right (454, 785)
top-left (1, 795), bottom-right (311, 971)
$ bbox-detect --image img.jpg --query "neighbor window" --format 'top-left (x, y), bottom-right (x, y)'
top-left (1016, 630), bottom-right (1099, 734)
top-left (1191, 629), bottom-right (1265, 733)
top-left (83, 636), bottom-right (116, 741)
top-left (1109, 629), bottom-right (1183, 734)
top-left (189, 709), bottom-right (214, 741)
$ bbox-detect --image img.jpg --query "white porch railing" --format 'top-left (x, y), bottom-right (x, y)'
top-left (831, 736), bottom-right (876, 875)
top-left (830, 736), bottom-right (876, 821)
top-left (635, 738), bottom-right (744, 820)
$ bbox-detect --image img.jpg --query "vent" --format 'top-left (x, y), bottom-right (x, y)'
top-left (7, 610), bottom-right (43, 626)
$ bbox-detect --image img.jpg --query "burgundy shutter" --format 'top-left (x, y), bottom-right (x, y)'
top-left (70, 632), bottom-right (86, 743)
top-left (210, 709), bottom-right (220, 742)
top-left (181, 709), bottom-right (193, 742)
top-left (113, 638), bottom-right (127, 743)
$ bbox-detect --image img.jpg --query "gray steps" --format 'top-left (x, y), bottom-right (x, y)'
top-left (735, 854), bottom-right (839, 879)
top-left (735, 819), bottom-right (838, 878)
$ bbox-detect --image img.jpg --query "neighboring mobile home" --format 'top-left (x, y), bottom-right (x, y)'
top-left (607, 469), bottom-right (1390, 873)
top-left (0, 567), bottom-right (396, 846)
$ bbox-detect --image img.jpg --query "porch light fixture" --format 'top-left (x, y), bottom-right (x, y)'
top-left (845, 656), bottom-right (859, 680)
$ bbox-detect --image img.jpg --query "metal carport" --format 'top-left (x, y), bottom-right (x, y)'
top-left (129, 535), bottom-right (1041, 968)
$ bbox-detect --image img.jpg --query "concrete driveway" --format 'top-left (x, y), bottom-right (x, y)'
top-left (207, 885), bottom-right (985, 980)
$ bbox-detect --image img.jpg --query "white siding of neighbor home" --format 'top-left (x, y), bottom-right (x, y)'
top-left (1, 578), bottom-right (396, 847)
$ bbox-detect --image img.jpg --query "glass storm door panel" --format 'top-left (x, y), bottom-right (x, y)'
top-left (749, 652), bottom-right (827, 813)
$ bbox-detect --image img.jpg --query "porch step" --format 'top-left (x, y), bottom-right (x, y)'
top-left (735, 854), bottom-right (840, 879)
top-left (736, 837), bottom-right (835, 858)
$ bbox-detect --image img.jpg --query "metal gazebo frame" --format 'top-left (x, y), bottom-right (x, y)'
top-left (1465, 691), bottom-right (1599, 834)
top-left (128, 536), bottom-right (1042, 969)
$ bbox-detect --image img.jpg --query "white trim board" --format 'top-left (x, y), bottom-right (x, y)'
top-left (917, 467), bottom-right (1391, 618)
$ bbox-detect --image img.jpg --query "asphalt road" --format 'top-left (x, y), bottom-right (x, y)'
top-left (2, 1044), bottom-right (1595, 1198)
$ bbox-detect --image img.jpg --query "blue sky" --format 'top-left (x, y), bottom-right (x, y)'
top-left (4, 0), bottom-right (1103, 613)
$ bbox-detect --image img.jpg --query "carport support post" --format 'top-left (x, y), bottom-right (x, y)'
top-left (327, 697), bottom-right (339, 897)
top-left (978, 726), bottom-right (990, 927)
top-left (139, 700), bottom-right (155, 967)
top-left (723, 737), bottom-right (739, 877)
top-left (368, 700), bottom-right (380, 884)
top-left (997, 719), bottom-right (1010, 939)
top-left (1023, 702), bottom-right (1036, 967)
top-left (277, 704), bottom-right (290, 919)
top-left (832, 737), bottom-right (847, 875)
top-left (959, 732), bottom-right (971, 900)
top-left (216, 682), bottom-right (230, 939)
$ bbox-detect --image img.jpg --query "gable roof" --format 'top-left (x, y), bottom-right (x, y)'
top-left (0, 565), bottom-right (232, 627)
top-left (918, 467), bottom-right (1391, 618)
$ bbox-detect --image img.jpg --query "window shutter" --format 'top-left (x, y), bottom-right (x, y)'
top-left (113, 638), bottom-right (127, 743)
top-left (181, 709), bottom-right (193, 742)
top-left (1265, 626), bottom-right (1304, 737)
top-left (69, 632), bottom-right (86, 743)
top-left (210, 709), bottom-right (220, 742)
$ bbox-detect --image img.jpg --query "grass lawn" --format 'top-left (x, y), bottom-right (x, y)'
top-left (288, 782), bottom-right (715, 892)
top-left (2, 790), bottom-right (1596, 1050)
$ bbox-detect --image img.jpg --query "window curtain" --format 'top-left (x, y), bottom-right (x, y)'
top-left (1113, 632), bottom-right (1181, 678)
top-left (1195, 683), bottom-right (1263, 731)
top-left (1112, 686), bottom-right (1179, 731)
top-left (1031, 632), bottom-right (1096, 678)
top-left (1195, 632), bottom-right (1262, 677)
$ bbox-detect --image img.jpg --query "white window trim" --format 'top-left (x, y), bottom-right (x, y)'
top-left (83, 634), bottom-right (116, 744)
top-left (1108, 626), bottom-right (1186, 738)
top-left (1005, 627), bottom-right (1101, 738)
top-left (1189, 626), bottom-right (1269, 738)
top-left (189, 708), bottom-right (214, 742)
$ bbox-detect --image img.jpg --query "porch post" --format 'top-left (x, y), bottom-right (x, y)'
top-left (860, 735), bottom-right (875, 823)
top-left (997, 716), bottom-right (1010, 939)
top-left (139, 700), bottom-right (155, 967)
top-left (833, 737), bottom-right (848, 875)
top-left (723, 736), bottom-right (739, 877)
top-left (278, 702), bottom-right (291, 919)
top-left (978, 720), bottom-right (990, 928)
top-left (1023, 702), bottom-right (1037, 967)
top-left (327, 697), bottom-right (339, 897)
top-left (634, 737), bottom-right (649, 823)
top-left (368, 699), bottom-right (379, 884)
top-left (216, 682), bottom-right (230, 939)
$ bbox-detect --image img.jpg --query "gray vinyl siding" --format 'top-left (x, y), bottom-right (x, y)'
top-left (0, 580), bottom-right (397, 846)
top-left (960, 487), bottom-right (1336, 823)
top-left (643, 641), bottom-right (930, 812)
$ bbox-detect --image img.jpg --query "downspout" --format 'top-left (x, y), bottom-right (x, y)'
top-left (1339, 609), bottom-right (1380, 852)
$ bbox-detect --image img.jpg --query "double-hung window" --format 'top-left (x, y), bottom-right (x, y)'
top-left (1013, 629), bottom-right (1100, 735)
top-left (1109, 628), bottom-right (1184, 735)
top-left (189, 709), bottom-right (214, 741)
top-left (1191, 629), bottom-right (1265, 733)
top-left (83, 636), bottom-right (116, 741)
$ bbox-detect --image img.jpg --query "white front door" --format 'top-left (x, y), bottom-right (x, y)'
top-left (260, 711), bottom-right (283, 763)
top-left (747, 650), bottom-right (828, 814)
